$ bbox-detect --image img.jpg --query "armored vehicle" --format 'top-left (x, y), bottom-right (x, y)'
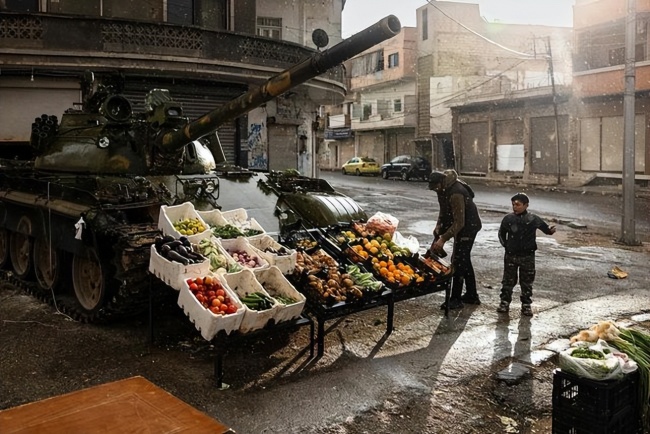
top-left (0, 16), bottom-right (401, 322)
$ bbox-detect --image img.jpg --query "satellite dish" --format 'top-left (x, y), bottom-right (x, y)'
top-left (312, 29), bottom-right (329, 49)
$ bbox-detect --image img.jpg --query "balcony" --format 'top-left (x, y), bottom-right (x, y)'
top-left (0, 12), bottom-right (346, 103)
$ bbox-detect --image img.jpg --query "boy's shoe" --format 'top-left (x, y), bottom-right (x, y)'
top-left (521, 305), bottom-right (533, 317)
top-left (440, 299), bottom-right (464, 310)
top-left (496, 301), bottom-right (510, 313)
top-left (461, 294), bottom-right (481, 305)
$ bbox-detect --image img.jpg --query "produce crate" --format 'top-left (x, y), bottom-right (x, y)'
top-left (177, 274), bottom-right (244, 340)
top-left (219, 237), bottom-right (269, 270)
top-left (198, 208), bottom-right (266, 239)
top-left (552, 369), bottom-right (640, 433)
top-left (223, 268), bottom-right (279, 334)
top-left (158, 202), bottom-right (211, 244)
top-left (248, 234), bottom-right (297, 275)
top-left (552, 405), bottom-right (640, 434)
top-left (253, 266), bottom-right (305, 323)
top-left (149, 245), bottom-right (210, 291)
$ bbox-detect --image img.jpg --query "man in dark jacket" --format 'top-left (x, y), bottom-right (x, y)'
top-left (497, 193), bottom-right (556, 317)
top-left (428, 169), bottom-right (482, 310)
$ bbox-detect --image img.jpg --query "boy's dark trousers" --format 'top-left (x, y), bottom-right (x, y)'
top-left (450, 234), bottom-right (478, 300)
top-left (499, 253), bottom-right (536, 305)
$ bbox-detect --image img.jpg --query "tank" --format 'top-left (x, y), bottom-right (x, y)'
top-left (0, 16), bottom-right (401, 322)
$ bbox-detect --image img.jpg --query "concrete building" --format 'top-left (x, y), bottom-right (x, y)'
top-left (415, 1), bottom-right (572, 174)
top-left (0, 0), bottom-right (347, 176)
top-left (321, 27), bottom-right (417, 171)
top-left (572, 0), bottom-right (649, 184)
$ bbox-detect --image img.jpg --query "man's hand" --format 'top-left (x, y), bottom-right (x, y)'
top-left (433, 237), bottom-right (445, 252)
top-left (548, 225), bottom-right (557, 235)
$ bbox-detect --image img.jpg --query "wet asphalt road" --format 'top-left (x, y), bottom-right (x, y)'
top-left (319, 170), bottom-right (650, 241)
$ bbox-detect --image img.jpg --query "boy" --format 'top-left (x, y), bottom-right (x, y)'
top-left (497, 193), bottom-right (556, 316)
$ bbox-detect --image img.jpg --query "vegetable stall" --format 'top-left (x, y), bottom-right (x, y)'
top-left (148, 201), bottom-right (452, 385)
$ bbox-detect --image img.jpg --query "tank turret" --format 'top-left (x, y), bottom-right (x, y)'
top-left (0, 16), bottom-right (401, 323)
top-left (33, 15), bottom-right (402, 176)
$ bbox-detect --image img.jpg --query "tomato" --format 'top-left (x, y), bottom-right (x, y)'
top-left (189, 283), bottom-right (198, 292)
top-left (216, 289), bottom-right (225, 297)
top-left (206, 290), bottom-right (216, 298)
top-left (219, 304), bottom-right (228, 312)
top-left (216, 295), bottom-right (225, 302)
top-left (186, 278), bottom-right (193, 285)
top-left (211, 298), bottom-right (221, 307)
top-left (226, 305), bottom-right (238, 314)
top-left (195, 277), bottom-right (204, 286)
top-left (204, 276), bottom-right (213, 285)
top-left (209, 306), bottom-right (220, 315)
top-left (195, 293), bottom-right (204, 303)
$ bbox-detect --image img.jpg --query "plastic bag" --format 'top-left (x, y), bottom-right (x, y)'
top-left (365, 212), bottom-right (399, 237)
top-left (392, 231), bottom-right (419, 255)
top-left (558, 339), bottom-right (636, 381)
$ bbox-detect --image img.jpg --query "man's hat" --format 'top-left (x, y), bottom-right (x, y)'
top-left (428, 171), bottom-right (446, 190)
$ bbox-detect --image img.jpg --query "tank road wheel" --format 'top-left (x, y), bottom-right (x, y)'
top-left (33, 238), bottom-right (63, 292)
top-left (72, 248), bottom-right (105, 313)
top-left (0, 228), bottom-right (10, 269)
top-left (9, 217), bottom-right (34, 279)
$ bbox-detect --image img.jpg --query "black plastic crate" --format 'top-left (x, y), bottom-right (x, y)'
top-left (553, 403), bottom-right (640, 434)
top-left (552, 369), bottom-right (638, 423)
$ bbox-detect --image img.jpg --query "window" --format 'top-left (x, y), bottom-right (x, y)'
top-left (257, 17), bottom-right (282, 40)
top-left (362, 104), bottom-right (372, 120)
top-left (168, 0), bottom-right (195, 25)
top-left (6, 0), bottom-right (39, 11)
top-left (350, 49), bottom-right (384, 77)
top-left (422, 8), bottom-right (428, 41)
top-left (388, 53), bottom-right (399, 68)
top-left (393, 99), bottom-right (402, 113)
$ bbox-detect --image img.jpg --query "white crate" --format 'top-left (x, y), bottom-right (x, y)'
top-left (159, 202), bottom-right (211, 244)
top-left (177, 274), bottom-right (244, 340)
top-left (223, 268), bottom-right (279, 334)
top-left (220, 237), bottom-right (269, 270)
top-left (248, 235), bottom-right (297, 275)
top-left (197, 237), bottom-right (242, 275)
top-left (253, 266), bottom-right (305, 323)
top-left (198, 208), bottom-right (266, 239)
top-left (149, 245), bottom-right (210, 291)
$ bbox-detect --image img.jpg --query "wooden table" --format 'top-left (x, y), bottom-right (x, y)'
top-left (0, 376), bottom-right (234, 434)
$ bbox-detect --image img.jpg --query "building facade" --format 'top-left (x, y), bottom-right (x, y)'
top-left (415, 1), bottom-right (573, 174)
top-left (321, 26), bottom-right (418, 171)
top-left (572, 0), bottom-right (649, 183)
top-left (0, 0), bottom-right (346, 176)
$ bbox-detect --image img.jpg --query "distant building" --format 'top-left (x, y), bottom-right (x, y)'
top-left (572, 0), bottom-right (649, 184)
top-left (416, 1), bottom-right (573, 177)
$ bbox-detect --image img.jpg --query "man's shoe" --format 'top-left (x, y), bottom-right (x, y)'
top-left (440, 299), bottom-right (464, 310)
top-left (461, 294), bottom-right (481, 305)
top-left (496, 301), bottom-right (510, 313)
top-left (521, 305), bottom-right (533, 317)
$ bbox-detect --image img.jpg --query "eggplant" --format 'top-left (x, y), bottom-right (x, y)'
top-left (160, 244), bottom-right (172, 254)
top-left (179, 236), bottom-right (192, 248)
top-left (163, 240), bottom-right (183, 250)
top-left (166, 250), bottom-right (190, 265)
top-left (162, 235), bottom-right (176, 244)
top-left (175, 244), bottom-right (191, 257)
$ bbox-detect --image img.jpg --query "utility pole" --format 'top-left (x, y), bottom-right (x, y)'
top-left (621, 0), bottom-right (640, 245)
top-left (547, 36), bottom-right (561, 185)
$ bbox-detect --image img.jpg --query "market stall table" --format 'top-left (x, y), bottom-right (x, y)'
top-left (0, 376), bottom-right (234, 434)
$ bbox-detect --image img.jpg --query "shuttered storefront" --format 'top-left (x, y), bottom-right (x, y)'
top-left (267, 124), bottom-right (298, 171)
top-left (459, 122), bottom-right (489, 175)
top-left (122, 82), bottom-right (245, 165)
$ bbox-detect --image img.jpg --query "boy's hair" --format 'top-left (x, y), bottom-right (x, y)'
top-left (511, 193), bottom-right (529, 204)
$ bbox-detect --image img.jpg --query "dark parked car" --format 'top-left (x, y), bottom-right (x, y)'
top-left (380, 155), bottom-right (432, 181)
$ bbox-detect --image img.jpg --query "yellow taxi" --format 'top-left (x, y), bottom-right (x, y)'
top-left (341, 157), bottom-right (380, 176)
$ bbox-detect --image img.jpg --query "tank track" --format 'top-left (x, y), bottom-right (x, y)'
top-left (0, 223), bottom-right (163, 323)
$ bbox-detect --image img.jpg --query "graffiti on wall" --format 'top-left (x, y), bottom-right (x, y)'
top-left (247, 121), bottom-right (268, 170)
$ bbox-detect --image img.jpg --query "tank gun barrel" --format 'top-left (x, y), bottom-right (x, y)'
top-left (161, 15), bottom-right (401, 151)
